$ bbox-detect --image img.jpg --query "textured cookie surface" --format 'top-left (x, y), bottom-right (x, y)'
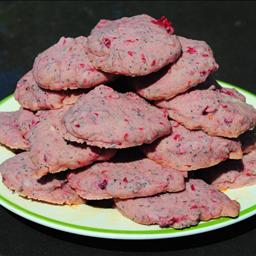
top-left (0, 109), bottom-right (39, 150)
top-left (115, 179), bottom-right (240, 229)
top-left (27, 108), bottom-right (115, 178)
top-left (156, 86), bottom-right (256, 138)
top-left (36, 106), bottom-right (85, 144)
top-left (0, 153), bottom-right (84, 205)
top-left (33, 36), bottom-right (113, 90)
top-left (133, 36), bottom-right (219, 100)
top-left (198, 149), bottom-right (256, 190)
top-left (64, 85), bottom-right (171, 148)
top-left (142, 120), bottom-right (242, 171)
top-left (87, 14), bottom-right (181, 76)
top-left (15, 71), bottom-right (80, 111)
top-left (68, 158), bottom-right (185, 200)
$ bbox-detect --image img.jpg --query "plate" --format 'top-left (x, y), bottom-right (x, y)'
top-left (0, 81), bottom-right (256, 240)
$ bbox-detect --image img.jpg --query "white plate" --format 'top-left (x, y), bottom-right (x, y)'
top-left (0, 81), bottom-right (256, 240)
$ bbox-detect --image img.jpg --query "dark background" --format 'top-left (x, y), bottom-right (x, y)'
top-left (0, 1), bottom-right (255, 256)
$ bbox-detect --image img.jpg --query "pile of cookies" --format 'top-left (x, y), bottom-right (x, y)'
top-left (1, 14), bottom-right (256, 229)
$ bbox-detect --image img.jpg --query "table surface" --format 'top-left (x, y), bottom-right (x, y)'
top-left (0, 1), bottom-right (255, 256)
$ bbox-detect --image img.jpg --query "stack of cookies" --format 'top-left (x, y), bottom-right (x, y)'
top-left (1, 14), bottom-right (256, 229)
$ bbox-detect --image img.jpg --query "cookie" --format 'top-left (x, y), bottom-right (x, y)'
top-left (156, 86), bottom-right (256, 138)
top-left (33, 36), bottom-right (113, 90)
top-left (133, 36), bottom-right (219, 100)
top-left (68, 158), bottom-right (185, 200)
top-left (0, 109), bottom-right (39, 150)
top-left (0, 153), bottom-right (84, 205)
top-left (142, 120), bottom-right (242, 171)
top-left (87, 14), bottom-right (181, 76)
top-left (197, 149), bottom-right (256, 190)
top-left (115, 179), bottom-right (240, 229)
top-left (64, 85), bottom-right (171, 148)
top-left (36, 106), bottom-right (85, 144)
top-left (15, 71), bottom-right (80, 111)
top-left (27, 109), bottom-right (116, 178)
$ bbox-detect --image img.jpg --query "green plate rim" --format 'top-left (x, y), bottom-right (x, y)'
top-left (0, 81), bottom-right (255, 236)
top-left (0, 93), bottom-right (14, 105)
top-left (0, 194), bottom-right (255, 235)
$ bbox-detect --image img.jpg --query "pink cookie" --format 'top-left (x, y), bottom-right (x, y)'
top-left (68, 158), bottom-right (185, 200)
top-left (133, 36), bottom-right (219, 100)
top-left (0, 109), bottom-right (39, 150)
top-left (33, 36), bottom-right (113, 90)
top-left (142, 120), bottom-right (242, 171)
top-left (0, 153), bottom-right (84, 205)
top-left (36, 106), bottom-right (85, 144)
top-left (15, 71), bottom-right (80, 111)
top-left (87, 14), bottom-right (181, 76)
top-left (198, 149), bottom-right (256, 190)
top-left (218, 86), bottom-right (246, 102)
top-left (115, 179), bottom-right (240, 229)
top-left (64, 85), bottom-right (171, 148)
top-left (156, 86), bottom-right (256, 138)
top-left (27, 109), bottom-right (116, 178)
